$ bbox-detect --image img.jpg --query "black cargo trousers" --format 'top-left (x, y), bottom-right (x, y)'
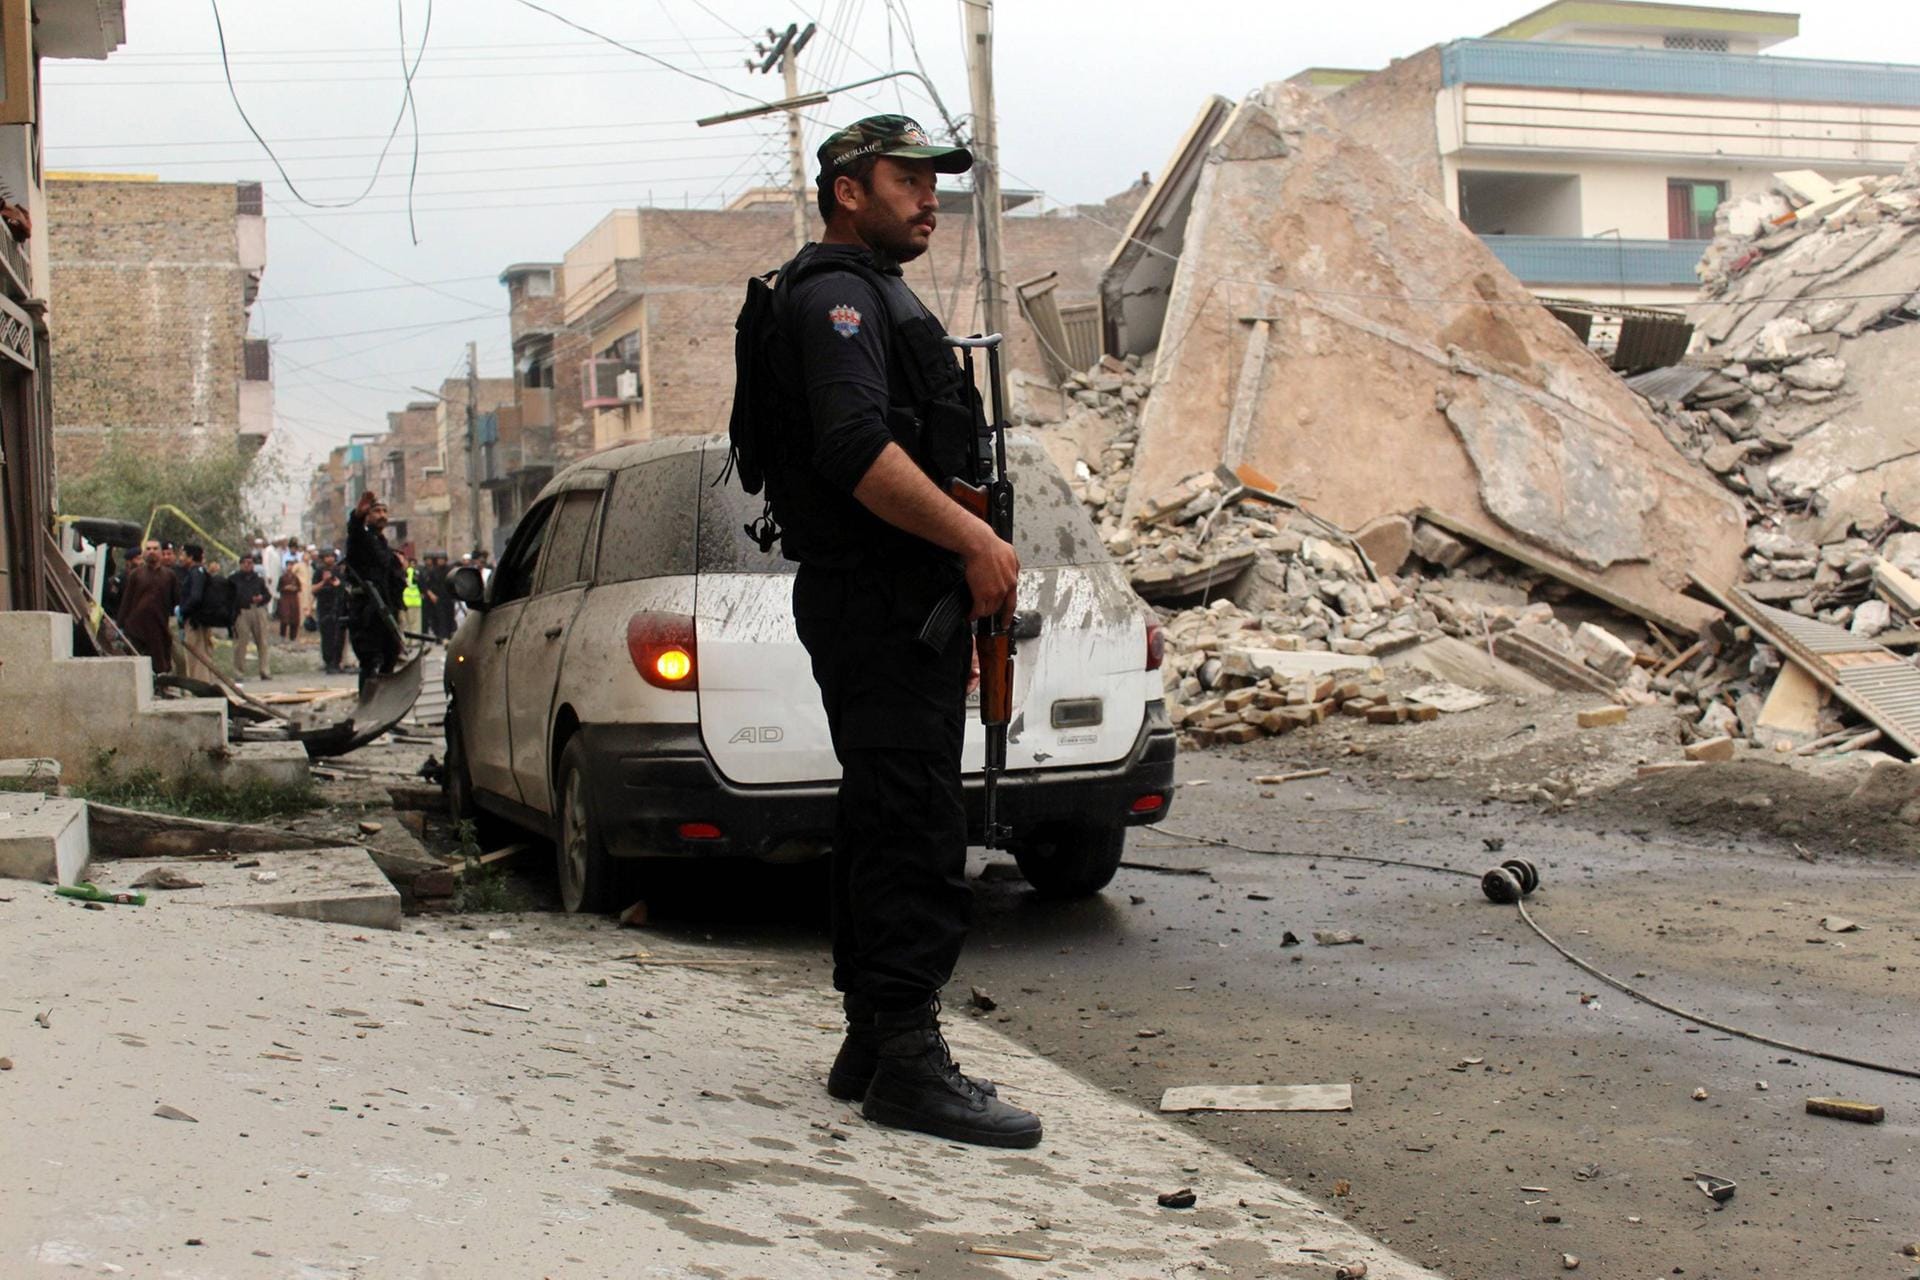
top-left (793, 560), bottom-right (973, 1011)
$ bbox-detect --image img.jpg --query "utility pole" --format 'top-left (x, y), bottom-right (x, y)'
top-left (752, 22), bottom-right (816, 253)
top-left (464, 340), bottom-right (480, 555)
top-left (961, 0), bottom-right (1008, 407)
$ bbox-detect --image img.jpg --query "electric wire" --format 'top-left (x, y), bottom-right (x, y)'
top-left (1147, 825), bottom-right (1920, 1082)
top-left (506, 0), bottom-right (770, 105)
top-left (207, 0), bottom-right (430, 224)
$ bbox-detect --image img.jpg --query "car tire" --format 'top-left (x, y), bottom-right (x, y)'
top-left (555, 736), bottom-right (618, 915)
top-left (1010, 820), bottom-right (1126, 899)
top-left (444, 700), bottom-right (512, 848)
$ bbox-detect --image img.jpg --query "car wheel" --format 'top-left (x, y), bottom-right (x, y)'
top-left (555, 736), bottom-right (617, 915)
top-left (444, 701), bottom-right (511, 847)
top-left (1010, 820), bottom-right (1126, 899)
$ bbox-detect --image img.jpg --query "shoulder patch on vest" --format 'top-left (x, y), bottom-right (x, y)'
top-left (827, 304), bottom-right (863, 338)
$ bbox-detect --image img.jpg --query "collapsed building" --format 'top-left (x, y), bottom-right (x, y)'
top-left (1026, 83), bottom-right (1920, 766)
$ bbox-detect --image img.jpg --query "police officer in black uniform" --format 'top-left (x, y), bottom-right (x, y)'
top-left (344, 490), bottom-right (404, 695)
top-left (768, 116), bottom-right (1040, 1149)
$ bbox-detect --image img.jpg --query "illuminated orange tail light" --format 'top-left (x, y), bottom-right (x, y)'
top-left (627, 612), bottom-right (698, 691)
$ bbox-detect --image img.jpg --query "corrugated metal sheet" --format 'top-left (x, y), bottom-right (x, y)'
top-left (1442, 38), bottom-right (1920, 109)
top-left (1625, 365), bottom-right (1715, 402)
top-left (1700, 582), bottom-right (1920, 757)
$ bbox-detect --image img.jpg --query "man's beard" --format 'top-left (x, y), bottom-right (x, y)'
top-left (861, 209), bottom-right (934, 263)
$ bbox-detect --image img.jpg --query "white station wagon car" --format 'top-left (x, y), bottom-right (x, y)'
top-left (444, 434), bottom-right (1176, 913)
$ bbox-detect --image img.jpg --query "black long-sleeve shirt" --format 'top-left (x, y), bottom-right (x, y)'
top-left (771, 243), bottom-right (958, 571)
top-left (346, 510), bottom-right (404, 616)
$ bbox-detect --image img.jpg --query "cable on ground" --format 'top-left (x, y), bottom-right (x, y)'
top-left (1146, 824), bottom-right (1920, 1082)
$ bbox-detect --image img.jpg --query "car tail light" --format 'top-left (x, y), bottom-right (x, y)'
top-left (1130, 792), bottom-right (1167, 815)
top-left (627, 612), bottom-right (698, 690)
top-left (1145, 620), bottom-right (1165, 671)
top-left (678, 822), bottom-right (723, 841)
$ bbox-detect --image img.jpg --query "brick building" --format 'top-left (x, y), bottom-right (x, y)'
top-left (530, 197), bottom-right (1120, 462)
top-left (304, 443), bottom-right (353, 552)
top-left (372, 400), bottom-right (446, 557)
top-left (45, 175), bottom-right (270, 478)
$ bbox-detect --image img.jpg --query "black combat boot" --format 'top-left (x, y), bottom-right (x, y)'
top-left (861, 1000), bottom-right (1041, 1149)
top-left (826, 992), bottom-right (878, 1101)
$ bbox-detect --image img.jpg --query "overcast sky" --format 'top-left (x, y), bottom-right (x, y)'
top-left (37, 0), bottom-right (1907, 533)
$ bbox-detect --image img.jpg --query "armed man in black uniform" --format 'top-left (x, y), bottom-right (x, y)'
top-left (763, 116), bottom-right (1040, 1149)
top-left (344, 490), bottom-right (405, 696)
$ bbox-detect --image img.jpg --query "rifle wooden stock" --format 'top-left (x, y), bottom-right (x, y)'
top-left (946, 477), bottom-right (988, 519)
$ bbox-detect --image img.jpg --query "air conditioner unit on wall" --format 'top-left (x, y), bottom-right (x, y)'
top-left (580, 357), bottom-right (642, 410)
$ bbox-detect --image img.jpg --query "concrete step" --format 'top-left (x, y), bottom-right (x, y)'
top-left (0, 794), bottom-right (91, 885)
top-left (0, 757), bottom-right (62, 794)
top-left (94, 847), bottom-right (401, 931)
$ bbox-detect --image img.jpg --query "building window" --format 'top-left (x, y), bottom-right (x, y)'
top-left (525, 270), bottom-right (554, 298)
top-left (384, 451), bottom-right (406, 504)
top-left (581, 331), bottom-right (641, 409)
top-left (518, 340), bottom-right (554, 389)
top-left (1667, 179), bottom-right (1727, 240)
top-left (1663, 34), bottom-right (1729, 53)
top-left (235, 181), bottom-right (264, 216)
top-left (243, 337), bottom-right (271, 381)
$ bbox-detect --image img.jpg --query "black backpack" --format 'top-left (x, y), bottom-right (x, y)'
top-left (723, 250), bottom-right (897, 553)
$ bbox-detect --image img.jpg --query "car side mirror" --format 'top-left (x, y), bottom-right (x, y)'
top-left (449, 565), bottom-right (487, 608)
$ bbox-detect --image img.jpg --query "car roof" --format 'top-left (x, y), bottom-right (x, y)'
top-left (536, 433), bottom-right (718, 505)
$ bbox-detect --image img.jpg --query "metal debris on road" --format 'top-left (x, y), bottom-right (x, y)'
top-left (1694, 1173), bottom-right (1737, 1202)
top-left (1159, 1083), bottom-right (1352, 1113)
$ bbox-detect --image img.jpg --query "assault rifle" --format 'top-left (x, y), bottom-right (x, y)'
top-left (918, 333), bottom-right (1017, 849)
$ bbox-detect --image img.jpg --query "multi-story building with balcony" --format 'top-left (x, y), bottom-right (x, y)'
top-left (1301, 2), bottom-right (1920, 305)
top-left (0, 0), bottom-right (128, 613)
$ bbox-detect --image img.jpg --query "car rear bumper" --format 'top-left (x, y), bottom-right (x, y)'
top-left (577, 701), bottom-right (1177, 860)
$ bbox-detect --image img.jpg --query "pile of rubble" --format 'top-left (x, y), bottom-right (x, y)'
top-left (1631, 153), bottom-right (1920, 639)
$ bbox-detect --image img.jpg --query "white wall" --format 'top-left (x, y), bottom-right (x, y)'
top-left (1444, 151), bottom-right (1814, 239)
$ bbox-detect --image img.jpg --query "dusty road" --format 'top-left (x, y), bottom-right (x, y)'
top-left (619, 746), bottom-right (1920, 1280)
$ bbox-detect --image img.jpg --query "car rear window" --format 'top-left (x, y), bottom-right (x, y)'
top-left (695, 438), bottom-right (1108, 574)
top-left (595, 452), bottom-right (700, 584)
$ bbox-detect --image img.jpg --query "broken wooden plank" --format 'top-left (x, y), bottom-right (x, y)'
top-left (1491, 631), bottom-right (1619, 696)
top-left (1805, 1097), bottom-right (1884, 1124)
top-left (1159, 1083), bottom-right (1353, 1113)
top-left (1757, 662), bottom-right (1826, 739)
top-left (1656, 640), bottom-right (1706, 680)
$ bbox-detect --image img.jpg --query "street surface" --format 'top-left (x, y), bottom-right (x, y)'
top-left (626, 747), bottom-right (1920, 1280)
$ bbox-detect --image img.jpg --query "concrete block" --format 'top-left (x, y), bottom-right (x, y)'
top-left (1366, 704), bottom-right (1412, 724)
top-left (97, 848), bottom-right (402, 931)
top-left (1354, 515), bottom-right (1414, 576)
top-left (1411, 520), bottom-right (1471, 569)
top-left (1684, 735), bottom-right (1737, 762)
top-left (0, 794), bottom-right (90, 886)
top-left (1577, 706), bottom-right (1629, 728)
top-left (1214, 723), bottom-right (1262, 745)
top-left (1575, 623), bottom-right (1637, 681)
top-left (212, 741), bottom-right (311, 789)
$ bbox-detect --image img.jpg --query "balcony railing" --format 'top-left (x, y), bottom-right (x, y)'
top-left (1442, 38), bottom-right (1920, 109)
top-left (1479, 235), bottom-right (1708, 287)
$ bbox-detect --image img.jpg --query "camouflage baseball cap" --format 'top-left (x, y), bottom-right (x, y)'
top-left (816, 114), bottom-right (973, 178)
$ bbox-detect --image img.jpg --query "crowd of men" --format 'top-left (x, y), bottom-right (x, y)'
top-left (105, 528), bottom-right (491, 686)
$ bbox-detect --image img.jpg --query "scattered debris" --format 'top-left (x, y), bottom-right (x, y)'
top-left (130, 867), bottom-right (204, 891)
top-left (1334, 1264), bottom-right (1369, 1280)
top-left (1332, 1178), bottom-right (1352, 1197)
top-left (967, 986), bottom-right (997, 1012)
top-left (1695, 1173), bottom-right (1737, 1203)
top-left (1253, 768), bottom-right (1330, 785)
top-left (967, 1245), bottom-right (1054, 1262)
top-left (356, 820), bottom-right (384, 836)
top-left (1577, 707), bottom-right (1628, 729)
top-left (152, 1103), bottom-right (197, 1122)
top-left (33, 1009), bottom-right (50, 1029)
top-left (1156, 1187), bottom-right (1197, 1209)
top-left (1561, 1253), bottom-right (1580, 1271)
top-left (0, 1056), bottom-right (12, 1070)
top-left (1692, 1087), bottom-right (1710, 1101)
top-left (1313, 930), bottom-right (1364, 946)
top-left (1818, 916), bottom-right (1861, 933)
top-left (1158, 1083), bottom-right (1352, 1113)
top-left (618, 900), bottom-right (649, 928)
top-left (1805, 1097), bottom-right (1885, 1124)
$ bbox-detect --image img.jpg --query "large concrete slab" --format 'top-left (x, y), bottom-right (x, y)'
top-left (95, 847), bottom-right (401, 931)
top-left (1123, 85), bottom-right (1744, 632)
top-left (0, 794), bottom-right (89, 886)
top-left (210, 740), bottom-right (311, 789)
top-left (0, 896), bottom-right (1440, 1279)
